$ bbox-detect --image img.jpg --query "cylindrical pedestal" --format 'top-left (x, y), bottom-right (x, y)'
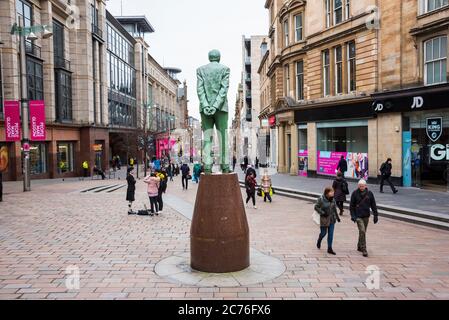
top-left (190, 173), bottom-right (250, 273)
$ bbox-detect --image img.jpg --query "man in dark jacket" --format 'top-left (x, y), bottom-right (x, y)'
top-left (337, 156), bottom-right (348, 176)
top-left (379, 158), bottom-right (398, 194)
top-left (350, 179), bottom-right (379, 257)
top-left (181, 163), bottom-right (190, 190)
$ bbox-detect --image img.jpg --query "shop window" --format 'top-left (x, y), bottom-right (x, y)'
top-left (424, 36), bottom-right (447, 86)
top-left (57, 142), bottom-right (74, 174)
top-left (318, 126), bottom-right (368, 153)
top-left (30, 143), bottom-right (47, 175)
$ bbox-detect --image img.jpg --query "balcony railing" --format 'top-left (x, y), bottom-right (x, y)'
top-left (91, 23), bottom-right (103, 38)
top-left (54, 56), bottom-right (71, 71)
top-left (25, 41), bottom-right (41, 58)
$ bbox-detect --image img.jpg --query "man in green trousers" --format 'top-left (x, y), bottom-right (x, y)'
top-left (197, 50), bottom-right (231, 174)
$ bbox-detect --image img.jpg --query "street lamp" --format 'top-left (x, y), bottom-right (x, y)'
top-left (11, 20), bottom-right (53, 191)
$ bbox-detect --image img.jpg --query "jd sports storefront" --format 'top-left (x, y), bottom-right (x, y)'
top-left (373, 84), bottom-right (449, 191)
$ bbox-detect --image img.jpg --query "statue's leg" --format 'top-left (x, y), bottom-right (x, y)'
top-left (215, 111), bottom-right (230, 173)
top-left (201, 113), bottom-right (214, 174)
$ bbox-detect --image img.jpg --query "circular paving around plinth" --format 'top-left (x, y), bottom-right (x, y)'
top-left (154, 248), bottom-right (286, 287)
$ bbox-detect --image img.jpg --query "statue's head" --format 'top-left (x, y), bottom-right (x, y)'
top-left (208, 49), bottom-right (221, 62)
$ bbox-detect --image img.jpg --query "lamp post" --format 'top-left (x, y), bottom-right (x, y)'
top-left (11, 20), bottom-right (52, 192)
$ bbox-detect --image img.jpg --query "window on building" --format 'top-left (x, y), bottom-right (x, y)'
top-left (335, 46), bottom-right (343, 94)
top-left (57, 142), bottom-right (74, 174)
top-left (16, 0), bottom-right (32, 27)
top-left (425, 0), bottom-right (449, 13)
top-left (345, 0), bottom-right (350, 19)
top-left (325, 0), bottom-right (331, 28)
top-left (296, 60), bottom-right (304, 100)
top-left (284, 64), bottom-right (290, 96)
top-left (26, 58), bottom-right (44, 100)
top-left (30, 143), bottom-right (47, 175)
top-left (318, 126), bottom-right (368, 153)
top-left (323, 50), bottom-right (331, 96)
top-left (294, 14), bottom-right (303, 42)
top-left (424, 36), bottom-right (447, 85)
top-left (347, 41), bottom-right (356, 92)
top-left (334, 0), bottom-right (343, 24)
top-left (53, 20), bottom-right (64, 63)
top-left (55, 70), bottom-right (72, 121)
top-left (284, 19), bottom-right (289, 47)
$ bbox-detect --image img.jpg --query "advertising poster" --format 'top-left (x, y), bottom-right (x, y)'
top-left (4, 101), bottom-right (21, 142)
top-left (0, 146), bottom-right (9, 172)
top-left (298, 150), bottom-right (308, 177)
top-left (318, 151), bottom-right (369, 180)
top-left (29, 100), bottom-right (46, 141)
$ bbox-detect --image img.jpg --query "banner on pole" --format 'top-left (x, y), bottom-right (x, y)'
top-left (4, 101), bottom-right (21, 141)
top-left (29, 100), bottom-right (46, 141)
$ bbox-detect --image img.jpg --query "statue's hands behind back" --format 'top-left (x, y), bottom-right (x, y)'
top-left (203, 106), bottom-right (217, 116)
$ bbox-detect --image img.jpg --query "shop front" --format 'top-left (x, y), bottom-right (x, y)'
top-left (373, 83), bottom-right (449, 191)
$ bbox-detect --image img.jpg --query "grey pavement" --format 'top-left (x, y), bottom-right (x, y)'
top-left (236, 169), bottom-right (449, 216)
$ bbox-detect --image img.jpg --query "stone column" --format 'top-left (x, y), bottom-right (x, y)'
top-left (290, 122), bottom-right (298, 175)
top-left (307, 122), bottom-right (317, 175)
top-left (277, 124), bottom-right (285, 173)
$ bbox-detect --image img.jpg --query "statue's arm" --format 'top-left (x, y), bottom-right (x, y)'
top-left (197, 69), bottom-right (209, 108)
top-left (212, 67), bottom-right (230, 110)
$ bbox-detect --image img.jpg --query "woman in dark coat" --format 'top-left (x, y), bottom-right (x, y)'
top-left (314, 187), bottom-right (340, 255)
top-left (126, 167), bottom-right (136, 214)
top-left (332, 172), bottom-right (349, 216)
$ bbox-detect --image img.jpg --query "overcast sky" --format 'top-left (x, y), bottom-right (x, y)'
top-left (106, 0), bottom-right (268, 122)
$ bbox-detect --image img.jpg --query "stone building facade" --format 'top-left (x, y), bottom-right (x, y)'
top-left (260, 0), bottom-right (448, 191)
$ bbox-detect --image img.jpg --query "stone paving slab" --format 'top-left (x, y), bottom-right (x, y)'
top-left (0, 175), bottom-right (449, 299)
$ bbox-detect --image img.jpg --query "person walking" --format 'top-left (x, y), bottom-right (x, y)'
top-left (261, 170), bottom-right (272, 203)
top-left (143, 172), bottom-right (161, 214)
top-left (126, 167), bottom-right (136, 214)
top-left (245, 172), bottom-right (257, 209)
top-left (175, 164), bottom-right (180, 176)
top-left (243, 156), bottom-right (249, 173)
top-left (232, 156), bottom-right (237, 172)
top-left (181, 163), bottom-right (190, 190)
top-left (193, 162), bottom-right (201, 184)
top-left (332, 172), bottom-right (349, 215)
top-left (350, 179), bottom-right (379, 257)
top-left (93, 165), bottom-right (106, 180)
top-left (337, 155), bottom-right (348, 176)
top-left (314, 187), bottom-right (341, 255)
top-left (82, 161), bottom-right (89, 179)
top-left (167, 162), bottom-right (174, 182)
top-left (379, 158), bottom-right (398, 194)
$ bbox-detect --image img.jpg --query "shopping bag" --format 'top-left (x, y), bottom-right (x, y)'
top-left (312, 210), bottom-right (321, 225)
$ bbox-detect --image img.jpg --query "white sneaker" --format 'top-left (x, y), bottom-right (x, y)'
top-left (158, 210), bottom-right (163, 214)
top-left (253, 206), bottom-right (257, 209)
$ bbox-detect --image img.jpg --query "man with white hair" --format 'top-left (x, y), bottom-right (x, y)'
top-left (350, 179), bottom-right (379, 257)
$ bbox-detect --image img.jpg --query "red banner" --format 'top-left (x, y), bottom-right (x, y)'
top-left (29, 100), bottom-right (46, 141)
top-left (4, 101), bottom-right (21, 141)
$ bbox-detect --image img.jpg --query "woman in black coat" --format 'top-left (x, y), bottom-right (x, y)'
top-left (126, 167), bottom-right (136, 214)
top-left (332, 172), bottom-right (349, 216)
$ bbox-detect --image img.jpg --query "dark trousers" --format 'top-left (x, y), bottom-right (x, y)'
top-left (246, 191), bottom-right (256, 206)
top-left (157, 192), bottom-right (163, 211)
top-left (182, 175), bottom-right (189, 189)
top-left (149, 196), bottom-right (159, 213)
top-left (336, 201), bottom-right (344, 213)
top-left (83, 168), bottom-right (89, 177)
top-left (380, 175), bottom-right (397, 192)
top-left (357, 217), bottom-right (370, 251)
top-left (264, 193), bottom-right (272, 202)
top-left (318, 223), bottom-right (335, 249)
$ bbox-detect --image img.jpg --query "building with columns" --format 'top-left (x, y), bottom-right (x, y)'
top-left (0, 1), bottom-right (188, 181)
top-left (261, 0), bottom-right (448, 190)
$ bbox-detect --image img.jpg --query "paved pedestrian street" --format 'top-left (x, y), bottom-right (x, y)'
top-left (1, 176), bottom-right (449, 300)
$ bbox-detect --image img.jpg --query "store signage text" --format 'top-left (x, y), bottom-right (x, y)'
top-left (426, 117), bottom-right (443, 142)
top-left (411, 96), bottom-right (424, 109)
top-left (431, 144), bottom-right (449, 161)
top-left (373, 96), bottom-right (425, 113)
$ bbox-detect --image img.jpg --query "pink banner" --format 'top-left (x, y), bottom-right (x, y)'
top-left (4, 101), bottom-right (21, 141)
top-left (29, 100), bottom-right (46, 141)
top-left (317, 151), bottom-right (369, 180)
top-left (298, 150), bottom-right (308, 177)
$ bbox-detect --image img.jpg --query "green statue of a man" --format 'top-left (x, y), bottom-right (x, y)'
top-left (197, 50), bottom-right (230, 174)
